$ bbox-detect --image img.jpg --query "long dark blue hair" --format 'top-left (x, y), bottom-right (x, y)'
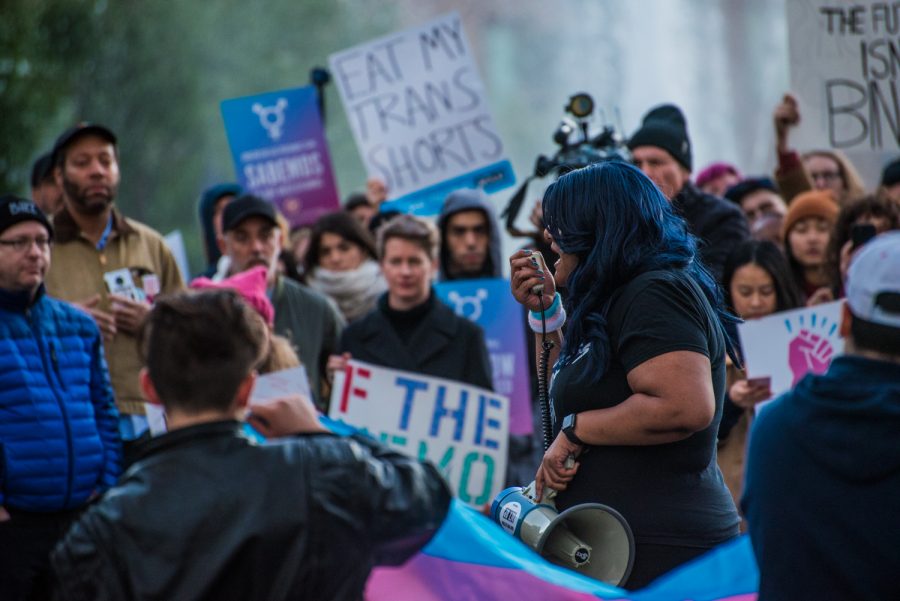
top-left (542, 160), bottom-right (734, 381)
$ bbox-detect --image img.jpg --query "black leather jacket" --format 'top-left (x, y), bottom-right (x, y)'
top-left (50, 421), bottom-right (452, 601)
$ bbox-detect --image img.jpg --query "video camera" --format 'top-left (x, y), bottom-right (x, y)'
top-left (501, 93), bottom-right (631, 237)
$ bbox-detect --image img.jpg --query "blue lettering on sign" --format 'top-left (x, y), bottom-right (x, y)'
top-left (474, 394), bottom-right (502, 449)
top-left (429, 385), bottom-right (466, 441)
top-left (394, 376), bottom-right (429, 430)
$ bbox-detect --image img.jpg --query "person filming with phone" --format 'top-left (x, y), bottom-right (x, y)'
top-left (508, 161), bottom-right (740, 589)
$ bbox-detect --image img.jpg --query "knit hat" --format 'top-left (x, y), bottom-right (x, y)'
top-left (696, 162), bottom-right (741, 189)
top-left (190, 265), bottom-right (274, 326)
top-left (0, 194), bottom-right (54, 238)
top-left (846, 231), bottom-right (900, 329)
top-left (724, 177), bottom-right (779, 205)
top-left (627, 104), bottom-right (693, 171)
top-left (781, 190), bottom-right (839, 239)
top-left (880, 157), bottom-right (900, 187)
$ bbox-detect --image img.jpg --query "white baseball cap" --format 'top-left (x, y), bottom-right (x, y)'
top-left (846, 231), bottom-right (900, 329)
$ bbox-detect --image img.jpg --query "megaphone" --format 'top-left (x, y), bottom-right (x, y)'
top-left (491, 481), bottom-right (634, 586)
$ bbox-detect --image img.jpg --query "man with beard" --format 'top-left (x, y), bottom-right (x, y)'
top-left (219, 194), bottom-right (344, 404)
top-left (44, 123), bottom-right (183, 459)
top-left (437, 188), bottom-right (502, 282)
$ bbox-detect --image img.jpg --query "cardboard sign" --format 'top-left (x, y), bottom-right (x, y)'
top-left (329, 359), bottom-right (509, 507)
top-left (737, 301), bottom-right (845, 406)
top-left (221, 85), bottom-right (340, 227)
top-left (787, 0), bottom-right (900, 155)
top-left (328, 12), bottom-right (515, 215)
top-left (435, 278), bottom-right (533, 436)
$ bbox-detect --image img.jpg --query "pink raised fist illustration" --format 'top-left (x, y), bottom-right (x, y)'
top-left (788, 329), bottom-right (834, 387)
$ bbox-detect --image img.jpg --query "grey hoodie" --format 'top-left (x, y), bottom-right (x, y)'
top-left (437, 189), bottom-right (503, 282)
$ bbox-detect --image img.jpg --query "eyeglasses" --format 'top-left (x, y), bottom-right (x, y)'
top-left (0, 237), bottom-right (53, 253)
top-left (810, 170), bottom-right (842, 183)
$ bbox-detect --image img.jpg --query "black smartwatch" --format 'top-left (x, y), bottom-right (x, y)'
top-left (561, 413), bottom-right (585, 446)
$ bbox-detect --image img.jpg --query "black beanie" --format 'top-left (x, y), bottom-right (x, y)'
top-left (880, 157), bottom-right (900, 187)
top-left (627, 104), bottom-right (693, 172)
top-left (0, 194), bottom-right (54, 238)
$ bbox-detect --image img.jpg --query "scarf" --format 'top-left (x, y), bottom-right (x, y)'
top-left (307, 259), bottom-right (386, 321)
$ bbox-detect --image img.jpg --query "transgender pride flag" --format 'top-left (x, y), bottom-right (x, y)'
top-left (366, 500), bottom-right (759, 601)
top-left (320, 418), bottom-right (759, 600)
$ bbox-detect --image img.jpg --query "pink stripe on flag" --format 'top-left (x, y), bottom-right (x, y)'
top-left (366, 554), bottom-right (616, 601)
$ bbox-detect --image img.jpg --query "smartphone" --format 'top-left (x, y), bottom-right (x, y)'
top-left (530, 250), bottom-right (549, 294)
top-left (747, 376), bottom-right (771, 389)
top-left (850, 223), bottom-right (877, 250)
top-left (103, 268), bottom-right (141, 301)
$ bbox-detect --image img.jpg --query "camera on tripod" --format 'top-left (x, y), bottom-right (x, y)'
top-left (502, 93), bottom-right (631, 237)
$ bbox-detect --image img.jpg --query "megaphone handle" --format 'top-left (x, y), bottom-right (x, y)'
top-left (535, 455), bottom-right (577, 505)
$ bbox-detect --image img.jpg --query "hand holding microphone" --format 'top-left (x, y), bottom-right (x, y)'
top-left (509, 249), bottom-right (556, 312)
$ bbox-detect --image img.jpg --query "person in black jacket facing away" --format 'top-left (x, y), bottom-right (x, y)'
top-left (629, 104), bottom-right (750, 282)
top-left (50, 289), bottom-right (452, 601)
top-left (330, 214), bottom-right (493, 390)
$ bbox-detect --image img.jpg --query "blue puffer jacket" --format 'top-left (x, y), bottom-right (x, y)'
top-left (0, 285), bottom-right (122, 511)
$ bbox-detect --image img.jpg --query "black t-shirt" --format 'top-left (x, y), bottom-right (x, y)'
top-left (551, 270), bottom-right (740, 547)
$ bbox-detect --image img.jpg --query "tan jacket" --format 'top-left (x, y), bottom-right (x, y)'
top-left (46, 207), bottom-right (184, 414)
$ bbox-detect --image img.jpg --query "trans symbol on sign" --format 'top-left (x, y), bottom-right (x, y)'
top-left (252, 98), bottom-right (289, 141)
top-left (447, 288), bottom-right (489, 321)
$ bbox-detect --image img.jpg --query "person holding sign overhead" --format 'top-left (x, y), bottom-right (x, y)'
top-left (509, 161), bottom-right (740, 589)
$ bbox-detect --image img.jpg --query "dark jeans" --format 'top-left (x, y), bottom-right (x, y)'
top-left (624, 542), bottom-right (714, 590)
top-left (0, 508), bottom-right (81, 600)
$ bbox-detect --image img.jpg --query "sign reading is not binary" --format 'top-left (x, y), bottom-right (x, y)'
top-left (328, 12), bottom-right (515, 215)
top-left (787, 0), bottom-right (900, 154)
top-left (329, 360), bottom-right (509, 507)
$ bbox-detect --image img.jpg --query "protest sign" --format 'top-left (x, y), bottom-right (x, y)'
top-left (435, 278), bottom-right (533, 436)
top-left (737, 301), bottom-right (845, 407)
top-left (787, 0), bottom-right (900, 157)
top-left (328, 12), bottom-right (515, 215)
top-left (329, 359), bottom-right (509, 507)
top-left (144, 367), bottom-right (312, 436)
top-left (221, 86), bottom-right (340, 227)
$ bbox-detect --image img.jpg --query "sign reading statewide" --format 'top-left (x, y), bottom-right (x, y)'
top-left (221, 85), bottom-right (340, 227)
top-left (435, 278), bottom-right (533, 436)
top-left (787, 0), bottom-right (900, 153)
top-left (328, 12), bottom-right (515, 215)
top-left (329, 359), bottom-right (509, 507)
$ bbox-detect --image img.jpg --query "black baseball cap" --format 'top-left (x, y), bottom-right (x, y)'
top-left (222, 195), bottom-right (279, 232)
top-left (30, 152), bottom-right (55, 187)
top-left (51, 122), bottom-right (117, 166)
top-left (0, 194), bottom-right (54, 239)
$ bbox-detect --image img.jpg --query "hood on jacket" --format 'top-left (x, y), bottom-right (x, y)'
top-left (198, 183), bottom-right (242, 272)
top-left (775, 354), bottom-right (900, 481)
top-left (437, 188), bottom-right (502, 281)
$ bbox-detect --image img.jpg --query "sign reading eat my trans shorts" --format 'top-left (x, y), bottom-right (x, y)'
top-left (329, 360), bottom-right (509, 507)
top-left (787, 0), bottom-right (900, 155)
top-left (221, 86), bottom-right (340, 227)
top-left (435, 278), bottom-right (533, 436)
top-left (328, 12), bottom-right (515, 215)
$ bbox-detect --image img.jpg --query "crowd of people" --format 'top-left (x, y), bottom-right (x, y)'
top-left (1, 87), bottom-right (899, 600)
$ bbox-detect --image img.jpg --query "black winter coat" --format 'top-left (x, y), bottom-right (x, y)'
top-left (50, 421), bottom-right (452, 601)
top-left (340, 293), bottom-right (493, 390)
top-left (673, 183), bottom-right (750, 282)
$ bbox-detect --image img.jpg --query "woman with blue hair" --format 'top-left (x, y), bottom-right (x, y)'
top-left (510, 161), bottom-right (740, 589)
